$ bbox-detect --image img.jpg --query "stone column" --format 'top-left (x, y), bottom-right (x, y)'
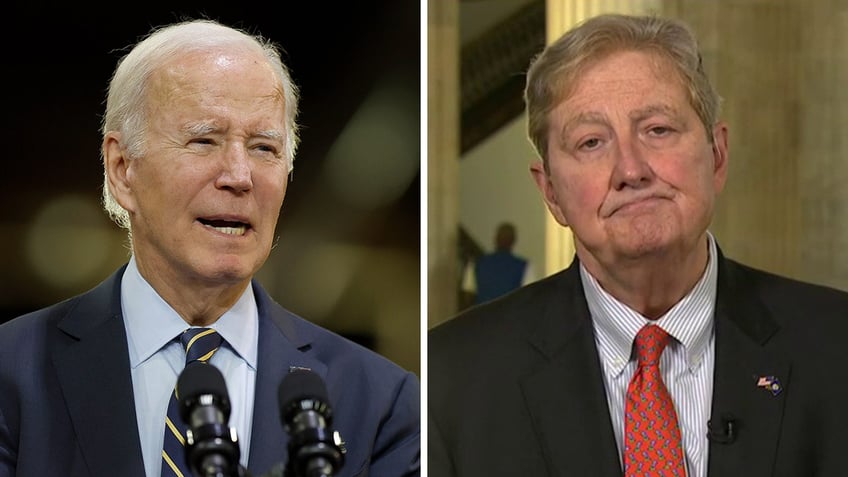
top-left (428, 0), bottom-right (461, 326)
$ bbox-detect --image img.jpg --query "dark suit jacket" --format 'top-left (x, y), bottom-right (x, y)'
top-left (0, 265), bottom-right (420, 477)
top-left (429, 253), bottom-right (848, 476)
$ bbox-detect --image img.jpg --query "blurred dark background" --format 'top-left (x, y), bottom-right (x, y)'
top-left (2, 2), bottom-right (421, 373)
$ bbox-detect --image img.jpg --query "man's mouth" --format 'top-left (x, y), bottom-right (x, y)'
top-left (606, 192), bottom-right (673, 217)
top-left (198, 218), bottom-right (250, 236)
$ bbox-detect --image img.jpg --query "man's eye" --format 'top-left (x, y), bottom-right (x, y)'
top-left (648, 126), bottom-right (671, 136)
top-left (189, 138), bottom-right (215, 145)
top-left (255, 144), bottom-right (277, 153)
top-left (579, 138), bottom-right (601, 150)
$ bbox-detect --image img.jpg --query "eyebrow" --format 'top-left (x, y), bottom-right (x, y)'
top-left (560, 111), bottom-right (609, 142)
top-left (560, 103), bottom-right (681, 140)
top-left (254, 129), bottom-right (285, 142)
top-left (181, 122), bottom-right (284, 143)
top-left (628, 104), bottom-right (679, 122)
top-left (182, 122), bottom-right (217, 137)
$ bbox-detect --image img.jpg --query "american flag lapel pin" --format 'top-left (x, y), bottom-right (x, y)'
top-left (756, 375), bottom-right (782, 396)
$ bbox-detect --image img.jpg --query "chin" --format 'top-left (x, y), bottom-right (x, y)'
top-left (198, 257), bottom-right (258, 284)
top-left (608, 223), bottom-right (680, 258)
top-left (616, 241), bottom-right (671, 260)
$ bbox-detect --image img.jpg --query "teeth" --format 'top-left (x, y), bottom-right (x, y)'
top-left (204, 224), bottom-right (247, 236)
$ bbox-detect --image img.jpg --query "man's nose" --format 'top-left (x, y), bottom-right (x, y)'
top-left (610, 136), bottom-right (655, 190)
top-left (216, 146), bottom-right (253, 192)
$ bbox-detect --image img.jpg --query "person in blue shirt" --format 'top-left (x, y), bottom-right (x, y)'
top-left (462, 222), bottom-right (536, 305)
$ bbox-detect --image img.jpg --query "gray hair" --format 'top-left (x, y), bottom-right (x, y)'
top-left (525, 13), bottom-right (721, 170)
top-left (100, 19), bottom-right (300, 231)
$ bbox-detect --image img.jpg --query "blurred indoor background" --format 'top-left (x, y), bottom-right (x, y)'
top-left (429, 0), bottom-right (848, 326)
top-left (2, 3), bottom-right (420, 375)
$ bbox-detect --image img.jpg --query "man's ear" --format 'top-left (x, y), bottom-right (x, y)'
top-left (102, 132), bottom-right (137, 213)
top-left (529, 160), bottom-right (569, 227)
top-left (711, 122), bottom-right (729, 194)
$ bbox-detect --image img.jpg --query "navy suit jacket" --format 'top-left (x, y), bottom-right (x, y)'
top-left (0, 265), bottom-right (420, 477)
top-left (429, 252), bottom-right (848, 476)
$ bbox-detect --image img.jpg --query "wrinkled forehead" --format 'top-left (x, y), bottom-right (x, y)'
top-left (148, 47), bottom-right (285, 109)
top-left (157, 46), bottom-right (278, 85)
top-left (553, 49), bottom-right (686, 109)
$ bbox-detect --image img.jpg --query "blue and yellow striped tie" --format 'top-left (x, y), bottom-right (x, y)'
top-left (161, 328), bottom-right (223, 477)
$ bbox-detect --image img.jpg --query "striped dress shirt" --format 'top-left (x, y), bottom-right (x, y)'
top-left (580, 233), bottom-right (718, 477)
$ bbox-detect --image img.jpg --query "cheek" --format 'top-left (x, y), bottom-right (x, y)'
top-left (256, 175), bottom-right (288, 213)
top-left (661, 161), bottom-right (713, 195)
top-left (555, 171), bottom-right (607, 216)
top-left (156, 169), bottom-right (206, 205)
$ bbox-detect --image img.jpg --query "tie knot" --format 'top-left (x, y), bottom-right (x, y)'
top-left (180, 328), bottom-right (222, 364)
top-left (633, 325), bottom-right (669, 366)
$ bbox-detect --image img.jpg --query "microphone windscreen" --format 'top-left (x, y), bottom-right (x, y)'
top-left (177, 361), bottom-right (230, 420)
top-left (278, 369), bottom-right (331, 422)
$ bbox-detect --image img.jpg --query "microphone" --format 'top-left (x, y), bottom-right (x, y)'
top-left (707, 413), bottom-right (737, 444)
top-left (278, 369), bottom-right (345, 477)
top-left (178, 361), bottom-right (244, 477)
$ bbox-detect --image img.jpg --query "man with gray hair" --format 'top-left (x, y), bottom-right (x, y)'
top-left (430, 13), bottom-right (848, 477)
top-left (0, 19), bottom-right (420, 477)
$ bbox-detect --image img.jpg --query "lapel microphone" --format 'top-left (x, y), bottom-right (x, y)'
top-left (707, 413), bottom-right (737, 444)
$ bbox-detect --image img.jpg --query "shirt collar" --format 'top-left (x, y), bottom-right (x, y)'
top-left (581, 233), bottom-right (718, 374)
top-left (121, 256), bottom-right (259, 370)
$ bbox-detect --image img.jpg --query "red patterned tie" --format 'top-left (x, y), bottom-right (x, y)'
top-left (624, 325), bottom-right (686, 476)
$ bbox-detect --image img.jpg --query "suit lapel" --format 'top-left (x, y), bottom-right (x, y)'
top-left (519, 264), bottom-right (623, 477)
top-left (708, 257), bottom-right (788, 477)
top-left (247, 283), bottom-right (328, 474)
top-left (52, 268), bottom-right (146, 477)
